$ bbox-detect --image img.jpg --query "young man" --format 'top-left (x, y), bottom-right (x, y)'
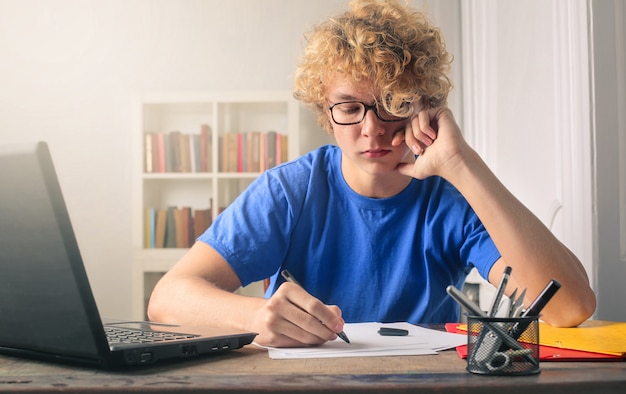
top-left (148, 0), bottom-right (595, 347)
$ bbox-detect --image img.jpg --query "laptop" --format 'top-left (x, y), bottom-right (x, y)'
top-left (0, 141), bottom-right (257, 368)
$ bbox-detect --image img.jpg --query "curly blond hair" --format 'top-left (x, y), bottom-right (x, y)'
top-left (293, 0), bottom-right (452, 133)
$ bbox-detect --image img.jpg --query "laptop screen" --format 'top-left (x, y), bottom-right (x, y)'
top-left (0, 142), bottom-right (109, 360)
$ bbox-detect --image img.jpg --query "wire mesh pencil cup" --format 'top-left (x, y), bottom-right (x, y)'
top-left (466, 315), bottom-right (540, 376)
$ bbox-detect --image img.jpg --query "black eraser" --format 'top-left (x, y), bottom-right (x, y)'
top-left (378, 327), bottom-right (409, 336)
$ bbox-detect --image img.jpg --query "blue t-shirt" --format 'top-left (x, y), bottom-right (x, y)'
top-left (199, 145), bottom-right (500, 323)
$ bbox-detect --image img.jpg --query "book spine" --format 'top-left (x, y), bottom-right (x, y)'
top-left (144, 207), bottom-right (156, 248)
top-left (251, 131), bottom-right (260, 172)
top-left (144, 132), bottom-right (154, 173)
top-left (259, 132), bottom-right (267, 172)
top-left (200, 124), bottom-right (212, 172)
top-left (281, 134), bottom-right (288, 163)
top-left (237, 132), bottom-right (244, 173)
top-left (164, 207), bottom-right (177, 248)
top-left (275, 132), bottom-right (282, 166)
top-left (182, 133), bottom-right (192, 172)
top-left (155, 209), bottom-right (167, 248)
top-left (227, 133), bottom-right (238, 172)
top-left (267, 131), bottom-right (276, 169)
top-left (169, 132), bottom-right (181, 172)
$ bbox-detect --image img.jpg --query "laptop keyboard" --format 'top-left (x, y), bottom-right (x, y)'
top-left (105, 326), bottom-right (200, 344)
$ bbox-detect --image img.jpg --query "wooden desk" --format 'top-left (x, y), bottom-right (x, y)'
top-left (1, 345), bottom-right (625, 393)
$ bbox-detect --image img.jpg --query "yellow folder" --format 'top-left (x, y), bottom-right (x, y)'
top-left (538, 320), bottom-right (626, 357)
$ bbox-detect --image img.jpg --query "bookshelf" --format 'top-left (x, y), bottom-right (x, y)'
top-left (132, 91), bottom-right (300, 319)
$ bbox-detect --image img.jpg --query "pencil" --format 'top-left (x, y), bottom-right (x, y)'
top-left (488, 266), bottom-right (512, 317)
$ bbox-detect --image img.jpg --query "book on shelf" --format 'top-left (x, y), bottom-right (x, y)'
top-left (144, 124), bottom-right (212, 174)
top-left (173, 206), bottom-right (187, 248)
top-left (157, 132), bottom-right (166, 172)
top-left (248, 131), bottom-right (261, 172)
top-left (267, 131), bottom-right (276, 170)
top-left (144, 202), bottom-right (214, 249)
top-left (144, 134), bottom-right (153, 173)
top-left (168, 131), bottom-right (182, 173)
top-left (154, 209), bottom-right (167, 248)
top-left (164, 207), bottom-right (177, 248)
top-left (179, 133), bottom-right (191, 173)
top-left (220, 132), bottom-right (239, 173)
top-left (193, 208), bottom-right (212, 243)
top-left (200, 124), bottom-right (212, 172)
top-left (144, 208), bottom-right (156, 248)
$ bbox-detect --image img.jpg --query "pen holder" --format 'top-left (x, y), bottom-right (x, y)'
top-left (466, 315), bottom-right (540, 376)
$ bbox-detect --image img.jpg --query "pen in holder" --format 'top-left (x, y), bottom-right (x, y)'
top-left (466, 314), bottom-right (540, 376)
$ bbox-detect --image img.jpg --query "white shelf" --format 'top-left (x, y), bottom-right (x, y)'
top-left (143, 173), bottom-right (213, 180)
top-left (132, 90), bottom-right (300, 319)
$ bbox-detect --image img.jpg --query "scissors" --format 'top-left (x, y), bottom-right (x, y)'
top-left (508, 288), bottom-right (526, 318)
top-left (485, 349), bottom-right (534, 372)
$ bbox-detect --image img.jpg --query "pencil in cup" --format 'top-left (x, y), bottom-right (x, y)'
top-left (446, 286), bottom-right (537, 366)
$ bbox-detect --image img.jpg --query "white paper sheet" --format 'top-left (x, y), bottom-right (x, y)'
top-left (264, 322), bottom-right (467, 359)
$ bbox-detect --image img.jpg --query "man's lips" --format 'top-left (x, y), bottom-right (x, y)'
top-left (362, 148), bottom-right (391, 158)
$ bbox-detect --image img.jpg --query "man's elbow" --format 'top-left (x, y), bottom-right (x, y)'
top-left (146, 287), bottom-right (170, 323)
top-left (572, 292), bottom-right (597, 326)
top-left (146, 297), bottom-right (159, 322)
top-left (549, 289), bottom-right (597, 328)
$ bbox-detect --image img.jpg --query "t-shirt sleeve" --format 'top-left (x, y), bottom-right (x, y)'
top-left (197, 167), bottom-right (305, 287)
top-left (431, 179), bottom-right (501, 281)
top-left (459, 218), bottom-right (501, 280)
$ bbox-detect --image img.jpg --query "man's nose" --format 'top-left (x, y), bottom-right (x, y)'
top-left (361, 110), bottom-right (385, 137)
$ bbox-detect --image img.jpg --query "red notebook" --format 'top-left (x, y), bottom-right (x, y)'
top-left (445, 323), bottom-right (624, 361)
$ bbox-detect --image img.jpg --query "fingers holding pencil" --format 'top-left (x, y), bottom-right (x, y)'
top-left (281, 270), bottom-right (350, 344)
top-left (253, 282), bottom-right (343, 347)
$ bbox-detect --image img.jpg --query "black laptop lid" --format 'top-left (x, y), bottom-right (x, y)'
top-left (0, 142), bottom-right (110, 362)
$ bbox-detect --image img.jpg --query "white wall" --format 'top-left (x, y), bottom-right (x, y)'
top-left (463, 0), bottom-right (591, 253)
top-left (0, 0), bottom-right (460, 318)
top-left (461, 0), bottom-right (585, 307)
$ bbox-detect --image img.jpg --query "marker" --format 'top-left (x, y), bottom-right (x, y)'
top-left (281, 270), bottom-right (350, 344)
top-left (508, 279), bottom-right (561, 340)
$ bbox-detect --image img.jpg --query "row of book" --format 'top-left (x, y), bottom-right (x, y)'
top-left (220, 130), bottom-right (288, 173)
top-left (144, 126), bottom-right (289, 174)
top-left (144, 205), bottom-right (213, 249)
top-left (144, 125), bottom-right (213, 173)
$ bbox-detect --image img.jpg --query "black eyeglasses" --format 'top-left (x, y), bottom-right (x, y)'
top-left (328, 101), bottom-right (410, 125)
